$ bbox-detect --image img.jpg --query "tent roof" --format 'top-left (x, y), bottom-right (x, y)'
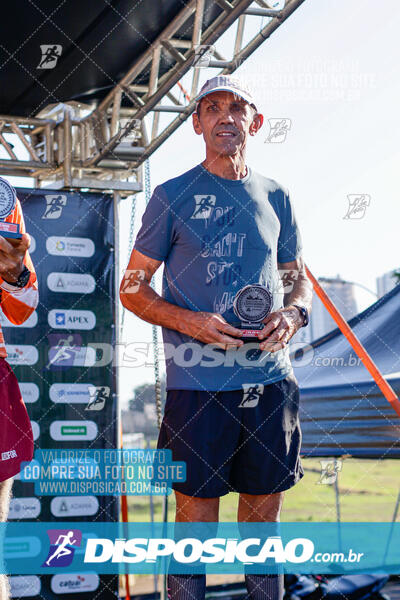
top-left (0, 0), bottom-right (221, 117)
top-left (292, 284), bottom-right (400, 458)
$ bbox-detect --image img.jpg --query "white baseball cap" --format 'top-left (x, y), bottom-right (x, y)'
top-left (195, 75), bottom-right (258, 112)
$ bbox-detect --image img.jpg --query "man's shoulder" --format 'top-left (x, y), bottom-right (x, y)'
top-left (158, 164), bottom-right (202, 197)
top-left (251, 169), bottom-right (289, 198)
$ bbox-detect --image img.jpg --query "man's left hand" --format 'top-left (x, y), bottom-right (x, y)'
top-left (256, 306), bottom-right (303, 352)
top-left (0, 234), bottom-right (30, 283)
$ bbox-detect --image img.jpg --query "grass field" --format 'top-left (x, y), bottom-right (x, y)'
top-left (127, 457), bottom-right (400, 523)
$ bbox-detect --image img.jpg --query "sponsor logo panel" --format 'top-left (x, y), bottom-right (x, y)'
top-left (49, 383), bottom-right (94, 404)
top-left (19, 383), bottom-right (39, 404)
top-left (7, 345), bottom-right (38, 366)
top-left (46, 236), bottom-right (95, 257)
top-left (9, 498), bottom-right (41, 520)
top-left (47, 272), bottom-right (96, 294)
top-left (48, 309), bottom-right (96, 330)
top-left (50, 573), bottom-right (99, 594)
top-left (50, 421), bottom-right (98, 441)
top-left (10, 576), bottom-right (41, 597)
top-left (0, 311), bottom-right (38, 328)
top-left (50, 496), bottom-right (99, 517)
top-left (31, 421), bottom-right (40, 441)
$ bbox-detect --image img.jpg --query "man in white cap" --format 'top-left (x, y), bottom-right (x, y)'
top-left (121, 75), bottom-right (312, 599)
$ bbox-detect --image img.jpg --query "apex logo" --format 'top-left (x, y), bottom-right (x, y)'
top-left (239, 384), bottom-right (264, 408)
top-left (42, 195), bottom-right (67, 219)
top-left (86, 386), bottom-right (110, 411)
top-left (191, 194), bottom-right (216, 219)
top-left (42, 529), bottom-right (82, 567)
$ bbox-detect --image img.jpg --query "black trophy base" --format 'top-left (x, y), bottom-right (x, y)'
top-left (233, 322), bottom-right (264, 345)
top-left (0, 222), bottom-right (21, 239)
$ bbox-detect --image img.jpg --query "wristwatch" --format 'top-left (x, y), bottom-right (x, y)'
top-left (292, 304), bottom-right (309, 327)
top-left (3, 265), bottom-right (31, 288)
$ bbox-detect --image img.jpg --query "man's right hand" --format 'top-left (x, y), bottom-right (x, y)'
top-left (183, 312), bottom-right (244, 350)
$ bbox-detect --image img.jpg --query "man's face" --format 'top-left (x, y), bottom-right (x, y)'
top-left (192, 90), bottom-right (263, 156)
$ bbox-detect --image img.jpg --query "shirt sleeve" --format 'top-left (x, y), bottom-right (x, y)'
top-left (0, 197), bottom-right (39, 325)
top-left (277, 187), bottom-right (303, 263)
top-left (133, 184), bottom-right (176, 261)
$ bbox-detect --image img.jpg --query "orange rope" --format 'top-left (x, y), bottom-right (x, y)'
top-left (305, 265), bottom-right (400, 418)
top-left (177, 81), bottom-right (191, 102)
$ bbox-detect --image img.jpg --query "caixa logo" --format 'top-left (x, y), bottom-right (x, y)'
top-left (48, 309), bottom-right (96, 330)
top-left (42, 529), bottom-right (82, 567)
top-left (50, 573), bottom-right (99, 594)
top-left (46, 236), bottom-right (95, 258)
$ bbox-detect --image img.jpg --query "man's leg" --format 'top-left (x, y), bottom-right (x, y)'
top-left (0, 478), bottom-right (13, 600)
top-left (167, 491), bottom-right (219, 600)
top-left (238, 492), bottom-right (284, 600)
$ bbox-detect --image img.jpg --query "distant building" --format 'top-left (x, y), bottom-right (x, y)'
top-left (376, 269), bottom-right (398, 298)
top-left (290, 275), bottom-right (358, 347)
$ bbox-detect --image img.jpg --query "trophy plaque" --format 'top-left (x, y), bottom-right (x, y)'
top-left (0, 177), bottom-right (21, 239)
top-left (232, 284), bottom-right (273, 341)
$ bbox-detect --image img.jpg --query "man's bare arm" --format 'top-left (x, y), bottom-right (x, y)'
top-left (120, 249), bottom-right (244, 349)
top-left (258, 256), bottom-right (313, 352)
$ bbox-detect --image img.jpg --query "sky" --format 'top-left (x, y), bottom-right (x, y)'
top-left (6, 0), bottom-right (400, 406)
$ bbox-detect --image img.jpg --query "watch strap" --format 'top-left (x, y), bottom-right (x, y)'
top-left (2, 265), bottom-right (31, 289)
top-left (292, 304), bottom-right (309, 327)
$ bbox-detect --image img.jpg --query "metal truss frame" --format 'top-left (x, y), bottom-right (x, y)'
top-left (0, 0), bottom-right (305, 193)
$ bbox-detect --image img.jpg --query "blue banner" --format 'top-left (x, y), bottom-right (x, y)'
top-left (1, 522), bottom-right (399, 575)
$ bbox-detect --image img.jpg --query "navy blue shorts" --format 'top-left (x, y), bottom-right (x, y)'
top-left (157, 373), bottom-right (304, 498)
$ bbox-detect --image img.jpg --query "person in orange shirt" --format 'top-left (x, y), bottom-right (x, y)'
top-left (0, 193), bottom-right (38, 600)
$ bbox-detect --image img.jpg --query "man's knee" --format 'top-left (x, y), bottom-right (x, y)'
top-left (238, 491), bottom-right (284, 522)
top-left (175, 490), bottom-right (219, 522)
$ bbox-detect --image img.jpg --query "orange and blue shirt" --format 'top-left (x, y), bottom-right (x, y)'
top-left (0, 198), bottom-right (39, 357)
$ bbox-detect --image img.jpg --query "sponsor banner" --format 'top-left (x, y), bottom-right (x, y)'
top-left (49, 421), bottom-right (98, 441)
top-left (49, 383), bottom-right (94, 404)
top-left (47, 272), bottom-right (96, 294)
top-left (50, 496), bottom-right (99, 518)
top-left (13, 189), bottom-right (117, 599)
top-left (19, 383), bottom-right (39, 404)
top-left (48, 309), bottom-right (96, 330)
top-left (0, 311), bottom-right (38, 328)
top-left (7, 345), bottom-right (38, 366)
top-left (10, 575), bottom-right (41, 597)
top-left (46, 236), bottom-right (95, 258)
top-left (1, 522), bottom-right (400, 575)
top-left (9, 498), bottom-right (41, 520)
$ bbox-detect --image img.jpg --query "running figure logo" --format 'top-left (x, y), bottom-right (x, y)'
top-left (239, 384), bottom-right (264, 408)
top-left (37, 45), bottom-right (62, 69)
top-left (42, 195), bottom-right (67, 219)
top-left (317, 459), bottom-right (342, 484)
top-left (191, 194), bottom-right (216, 219)
top-left (42, 529), bottom-right (82, 567)
top-left (86, 386), bottom-right (110, 411)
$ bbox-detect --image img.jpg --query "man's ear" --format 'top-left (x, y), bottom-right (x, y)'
top-left (249, 112), bottom-right (264, 136)
top-left (192, 112), bottom-right (203, 135)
